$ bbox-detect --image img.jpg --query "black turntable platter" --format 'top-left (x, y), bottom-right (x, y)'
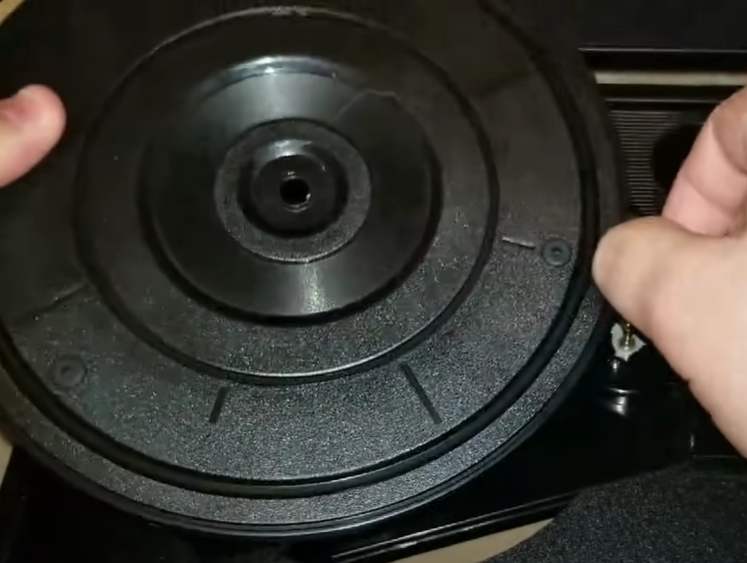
top-left (0, 0), bottom-right (621, 537)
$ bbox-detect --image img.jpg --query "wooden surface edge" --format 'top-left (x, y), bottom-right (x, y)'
top-left (396, 520), bottom-right (552, 563)
top-left (0, 438), bottom-right (11, 484)
top-left (0, 0), bottom-right (24, 24)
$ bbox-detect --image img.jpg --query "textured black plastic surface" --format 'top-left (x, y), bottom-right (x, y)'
top-left (0, 0), bottom-right (620, 536)
top-left (2, 67), bottom-right (742, 563)
top-left (0, 340), bottom-right (699, 563)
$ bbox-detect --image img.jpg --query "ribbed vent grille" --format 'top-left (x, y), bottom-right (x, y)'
top-left (611, 107), bottom-right (709, 217)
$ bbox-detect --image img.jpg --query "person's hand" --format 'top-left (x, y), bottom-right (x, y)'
top-left (0, 85), bottom-right (65, 188)
top-left (593, 86), bottom-right (747, 456)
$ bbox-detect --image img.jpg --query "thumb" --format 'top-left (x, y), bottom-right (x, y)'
top-left (0, 85), bottom-right (65, 188)
top-left (594, 217), bottom-right (747, 453)
top-left (592, 217), bottom-right (718, 341)
top-left (593, 216), bottom-right (742, 372)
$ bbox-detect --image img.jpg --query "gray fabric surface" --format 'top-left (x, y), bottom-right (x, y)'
top-left (494, 462), bottom-right (747, 563)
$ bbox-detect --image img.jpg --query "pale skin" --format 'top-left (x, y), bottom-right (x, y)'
top-left (594, 86), bottom-right (747, 457)
top-left (4, 84), bottom-right (747, 455)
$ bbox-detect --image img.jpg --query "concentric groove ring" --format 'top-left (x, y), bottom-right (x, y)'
top-left (0, 0), bottom-right (622, 537)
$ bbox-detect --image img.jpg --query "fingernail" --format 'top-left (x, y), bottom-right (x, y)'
top-left (0, 86), bottom-right (45, 129)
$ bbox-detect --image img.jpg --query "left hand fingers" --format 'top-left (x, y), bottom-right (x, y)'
top-left (0, 85), bottom-right (65, 188)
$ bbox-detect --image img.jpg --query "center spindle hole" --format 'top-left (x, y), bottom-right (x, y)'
top-left (279, 177), bottom-right (312, 210)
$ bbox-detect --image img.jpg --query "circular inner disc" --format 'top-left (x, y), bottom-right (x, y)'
top-left (0, 0), bottom-right (621, 537)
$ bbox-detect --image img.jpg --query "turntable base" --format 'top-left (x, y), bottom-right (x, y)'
top-left (1, 1), bottom-right (743, 562)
